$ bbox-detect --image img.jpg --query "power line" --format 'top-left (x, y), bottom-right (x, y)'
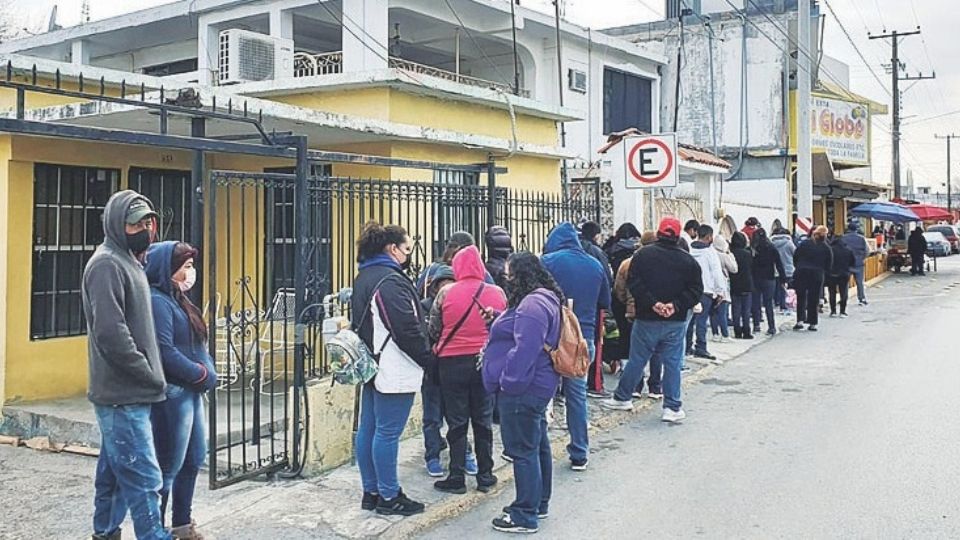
top-left (872, 0), bottom-right (887, 32)
top-left (442, 0), bottom-right (513, 87)
top-left (820, 0), bottom-right (890, 97)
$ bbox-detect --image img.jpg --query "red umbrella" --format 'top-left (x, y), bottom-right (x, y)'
top-left (902, 202), bottom-right (953, 222)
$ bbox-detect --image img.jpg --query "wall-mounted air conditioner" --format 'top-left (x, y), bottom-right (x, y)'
top-left (568, 68), bottom-right (587, 94)
top-left (218, 28), bottom-right (293, 85)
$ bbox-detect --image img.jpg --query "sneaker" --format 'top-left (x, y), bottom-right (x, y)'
top-left (839, 312), bottom-right (849, 318)
top-left (859, 300), bottom-right (868, 306)
top-left (752, 326), bottom-right (762, 334)
top-left (710, 357), bottom-right (724, 366)
top-left (502, 506), bottom-right (548, 520)
top-left (425, 458), bottom-right (444, 478)
top-left (465, 452), bottom-right (479, 476)
top-left (600, 398), bottom-right (633, 411)
top-left (829, 312), bottom-right (837, 318)
top-left (376, 490), bottom-right (425, 516)
top-left (361, 491), bottom-right (380, 511)
top-left (807, 325), bottom-right (818, 332)
top-left (793, 323), bottom-right (805, 331)
top-left (476, 473), bottom-right (498, 493)
top-left (631, 390), bottom-right (643, 399)
top-left (765, 329), bottom-right (777, 336)
top-left (647, 390), bottom-right (664, 400)
top-left (570, 458), bottom-right (588, 471)
top-left (711, 334), bottom-right (721, 343)
top-left (661, 408), bottom-right (686, 423)
top-left (434, 477), bottom-right (467, 494)
top-left (694, 351), bottom-right (717, 361)
top-left (719, 336), bottom-right (732, 343)
top-left (586, 388), bottom-right (611, 399)
top-left (492, 514), bottom-right (538, 534)
top-left (501, 451), bottom-right (514, 463)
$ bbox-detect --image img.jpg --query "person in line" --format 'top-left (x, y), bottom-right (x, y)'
top-left (83, 191), bottom-right (172, 540)
top-left (711, 233), bottom-right (738, 343)
top-left (429, 246), bottom-right (507, 495)
top-left (579, 221), bottom-right (614, 398)
top-left (610, 227), bottom-right (656, 398)
top-left (352, 222), bottom-right (434, 516)
top-left (741, 217), bottom-right (760, 242)
top-left (419, 265), bottom-right (457, 478)
top-left (416, 231), bottom-right (493, 297)
top-left (908, 227), bottom-right (927, 276)
top-left (689, 225), bottom-right (725, 362)
top-left (770, 227), bottom-right (796, 314)
top-left (751, 228), bottom-right (786, 336)
top-left (144, 241), bottom-right (217, 540)
top-left (481, 252), bottom-right (564, 534)
top-left (579, 221), bottom-right (614, 285)
top-left (841, 223), bottom-right (870, 306)
top-left (542, 223), bottom-right (611, 472)
top-left (827, 236), bottom-right (855, 318)
top-left (681, 219), bottom-right (700, 252)
top-left (484, 226), bottom-right (514, 288)
top-left (601, 217), bottom-right (703, 423)
top-left (792, 225), bottom-right (833, 332)
top-left (729, 232), bottom-right (755, 339)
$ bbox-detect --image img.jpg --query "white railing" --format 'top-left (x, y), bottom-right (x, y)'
top-left (293, 51), bottom-right (343, 77)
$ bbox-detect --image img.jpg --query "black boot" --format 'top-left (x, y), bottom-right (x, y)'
top-left (742, 329), bottom-right (754, 340)
top-left (733, 326), bottom-right (743, 339)
top-left (476, 472), bottom-right (498, 493)
top-left (434, 476), bottom-right (467, 494)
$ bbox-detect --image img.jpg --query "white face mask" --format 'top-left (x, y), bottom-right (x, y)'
top-left (177, 267), bottom-right (197, 292)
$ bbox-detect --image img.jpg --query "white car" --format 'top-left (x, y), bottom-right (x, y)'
top-left (922, 231), bottom-right (951, 258)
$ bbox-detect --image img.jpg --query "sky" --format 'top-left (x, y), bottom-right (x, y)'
top-left (11, 0), bottom-right (960, 190)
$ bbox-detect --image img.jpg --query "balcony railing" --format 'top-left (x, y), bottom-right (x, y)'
top-left (291, 50), bottom-right (529, 97)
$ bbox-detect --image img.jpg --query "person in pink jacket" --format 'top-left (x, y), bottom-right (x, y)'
top-left (428, 246), bottom-right (507, 494)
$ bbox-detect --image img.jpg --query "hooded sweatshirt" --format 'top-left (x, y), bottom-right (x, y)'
top-left (144, 241), bottom-right (217, 392)
top-left (840, 230), bottom-right (869, 270)
top-left (429, 246), bottom-right (507, 358)
top-left (770, 233), bottom-right (797, 278)
top-left (542, 223), bottom-right (611, 342)
top-left (82, 190), bottom-right (166, 406)
top-left (712, 235), bottom-right (738, 299)
top-left (484, 226), bottom-right (514, 287)
top-left (690, 240), bottom-right (727, 297)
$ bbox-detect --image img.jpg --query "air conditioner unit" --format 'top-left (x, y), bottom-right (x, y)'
top-left (218, 29), bottom-right (293, 85)
top-left (568, 68), bottom-right (587, 94)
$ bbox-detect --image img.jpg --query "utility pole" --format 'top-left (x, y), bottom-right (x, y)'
top-left (509, 0), bottom-right (520, 96)
top-left (796, 0), bottom-right (813, 225)
top-left (869, 27), bottom-right (935, 200)
top-left (935, 134), bottom-right (958, 212)
top-left (553, 0), bottom-right (568, 195)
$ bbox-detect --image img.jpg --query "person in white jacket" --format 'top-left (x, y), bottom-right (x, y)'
top-left (711, 234), bottom-right (738, 343)
top-left (688, 225), bottom-right (726, 362)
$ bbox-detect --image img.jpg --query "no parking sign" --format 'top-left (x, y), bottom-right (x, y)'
top-left (623, 134), bottom-right (679, 189)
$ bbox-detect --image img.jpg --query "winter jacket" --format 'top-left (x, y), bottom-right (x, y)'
top-left (690, 241), bottom-right (727, 297)
top-left (581, 236), bottom-right (614, 287)
top-left (352, 257), bottom-right (433, 393)
top-left (908, 230), bottom-right (927, 256)
top-left (840, 231), bottom-right (869, 270)
top-left (794, 240), bottom-right (833, 274)
top-left (752, 242), bottom-right (787, 281)
top-left (606, 238), bottom-right (640, 280)
top-left (82, 191), bottom-right (166, 406)
top-left (770, 234), bottom-right (797, 278)
top-left (627, 239), bottom-right (704, 322)
top-left (484, 226), bottom-right (514, 288)
top-left (481, 289), bottom-right (562, 400)
top-left (829, 240), bottom-right (855, 277)
top-left (429, 246), bottom-right (507, 358)
top-left (730, 248), bottom-right (755, 295)
top-left (144, 241), bottom-right (217, 393)
top-left (713, 235), bottom-right (738, 299)
top-left (542, 223), bottom-right (611, 342)
top-left (614, 259), bottom-right (635, 320)
top-left (416, 261), bottom-right (493, 300)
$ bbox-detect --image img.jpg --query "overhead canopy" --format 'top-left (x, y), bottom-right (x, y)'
top-left (812, 152), bottom-right (885, 201)
top-left (849, 201), bottom-right (920, 223)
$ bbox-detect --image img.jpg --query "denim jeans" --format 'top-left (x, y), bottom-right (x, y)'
top-left (93, 404), bottom-right (171, 540)
top-left (710, 300), bottom-right (731, 338)
top-left (421, 378), bottom-right (444, 463)
top-left (499, 393), bottom-right (551, 529)
top-left (439, 356), bottom-right (494, 479)
top-left (614, 320), bottom-right (686, 411)
top-left (731, 293), bottom-right (752, 332)
top-left (562, 341), bottom-right (592, 462)
top-left (151, 385), bottom-right (207, 528)
top-left (751, 278), bottom-right (777, 333)
top-left (851, 267), bottom-right (866, 302)
top-left (694, 294), bottom-right (715, 354)
top-left (355, 383), bottom-right (415, 499)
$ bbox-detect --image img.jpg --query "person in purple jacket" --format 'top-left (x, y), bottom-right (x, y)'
top-left (481, 252), bottom-right (564, 534)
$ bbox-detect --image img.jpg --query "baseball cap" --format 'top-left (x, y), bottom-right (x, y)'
top-left (446, 231), bottom-right (476, 249)
top-left (125, 198), bottom-right (158, 225)
top-left (657, 217), bottom-right (682, 239)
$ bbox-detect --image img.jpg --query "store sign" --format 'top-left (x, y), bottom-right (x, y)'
top-left (810, 95), bottom-right (870, 167)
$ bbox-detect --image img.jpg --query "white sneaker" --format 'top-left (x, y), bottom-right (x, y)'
top-left (661, 408), bottom-right (686, 423)
top-left (710, 357), bottom-right (724, 365)
top-left (600, 398), bottom-right (634, 411)
top-left (647, 391), bottom-right (664, 400)
top-left (711, 335), bottom-right (721, 343)
top-left (719, 336), bottom-right (731, 344)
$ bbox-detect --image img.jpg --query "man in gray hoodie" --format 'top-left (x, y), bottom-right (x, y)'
top-left (841, 223), bottom-right (870, 305)
top-left (82, 190), bottom-right (171, 540)
top-left (770, 228), bottom-right (796, 313)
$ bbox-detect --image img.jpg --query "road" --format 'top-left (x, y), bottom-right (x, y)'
top-left (423, 258), bottom-right (960, 539)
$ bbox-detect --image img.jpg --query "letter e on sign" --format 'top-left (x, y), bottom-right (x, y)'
top-left (623, 134), bottom-right (678, 189)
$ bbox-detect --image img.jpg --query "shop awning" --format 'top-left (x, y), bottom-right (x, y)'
top-left (812, 152), bottom-right (885, 201)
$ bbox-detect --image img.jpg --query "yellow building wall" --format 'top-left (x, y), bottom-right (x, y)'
top-left (0, 136), bottom-right (9, 408)
top-left (271, 88), bottom-right (391, 120)
top-left (0, 78), bottom-right (146, 113)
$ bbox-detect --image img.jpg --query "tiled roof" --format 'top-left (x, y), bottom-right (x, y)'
top-left (597, 128), bottom-right (731, 170)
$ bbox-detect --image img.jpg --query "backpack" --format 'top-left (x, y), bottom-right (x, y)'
top-left (326, 275), bottom-right (393, 386)
top-left (542, 295), bottom-right (590, 378)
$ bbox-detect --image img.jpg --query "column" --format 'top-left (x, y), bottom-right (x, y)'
top-left (695, 172), bottom-right (718, 227)
top-left (71, 40), bottom-right (90, 65)
top-left (341, 0), bottom-right (389, 72)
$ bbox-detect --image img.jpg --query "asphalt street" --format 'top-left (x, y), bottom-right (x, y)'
top-left (423, 257), bottom-right (960, 539)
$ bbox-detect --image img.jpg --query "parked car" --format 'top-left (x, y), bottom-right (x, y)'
top-left (927, 225), bottom-right (960, 254)
top-left (923, 231), bottom-right (951, 258)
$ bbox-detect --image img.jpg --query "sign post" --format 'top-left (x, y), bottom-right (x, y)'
top-left (623, 133), bottom-right (679, 190)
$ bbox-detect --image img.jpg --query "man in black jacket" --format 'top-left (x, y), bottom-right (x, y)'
top-left (908, 227), bottom-right (928, 276)
top-left (601, 217), bottom-right (703, 423)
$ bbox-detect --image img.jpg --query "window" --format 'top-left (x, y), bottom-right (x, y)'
top-left (31, 164), bottom-right (118, 339)
top-left (603, 67), bottom-right (653, 135)
top-left (129, 168), bottom-right (191, 242)
top-left (141, 58), bottom-right (199, 77)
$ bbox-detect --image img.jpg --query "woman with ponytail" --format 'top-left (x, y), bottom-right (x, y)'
top-left (144, 241), bottom-right (217, 540)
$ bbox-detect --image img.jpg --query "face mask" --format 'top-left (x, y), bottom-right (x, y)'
top-left (177, 267), bottom-right (197, 292)
top-left (126, 229), bottom-right (151, 254)
top-left (400, 257), bottom-right (412, 272)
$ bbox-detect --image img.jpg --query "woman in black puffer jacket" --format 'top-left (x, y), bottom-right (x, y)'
top-left (483, 226), bottom-right (514, 288)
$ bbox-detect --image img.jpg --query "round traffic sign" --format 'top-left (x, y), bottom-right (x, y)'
top-left (627, 138), bottom-right (675, 184)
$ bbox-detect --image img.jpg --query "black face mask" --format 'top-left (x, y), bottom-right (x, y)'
top-left (126, 229), bottom-right (151, 255)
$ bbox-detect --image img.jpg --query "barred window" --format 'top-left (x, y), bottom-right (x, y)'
top-left (129, 167), bottom-right (191, 242)
top-left (31, 164), bottom-right (118, 339)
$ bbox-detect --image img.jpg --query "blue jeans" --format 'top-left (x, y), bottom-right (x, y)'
top-left (694, 294), bottom-right (715, 354)
top-left (355, 383), bottom-right (415, 499)
top-left (562, 341), bottom-right (593, 462)
top-left (731, 293), bottom-right (752, 332)
top-left (852, 267), bottom-right (866, 302)
top-left (499, 393), bottom-right (551, 529)
top-left (710, 299), bottom-right (731, 337)
top-left (93, 404), bottom-right (171, 540)
top-left (151, 385), bottom-right (207, 528)
top-left (421, 379), bottom-right (444, 463)
top-left (751, 278), bottom-right (777, 333)
top-left (614, 320), bottom-right (686, 411)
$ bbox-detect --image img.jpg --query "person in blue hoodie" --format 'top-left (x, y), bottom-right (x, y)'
top-left (541, 222), bottom-right (611, 472)
top-left (144, 241), bottom-right (217, 540)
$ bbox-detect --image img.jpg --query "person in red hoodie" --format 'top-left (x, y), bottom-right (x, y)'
top-left (741, 217), bottom-right (761, 242)
top-left (428, 246), bottom-right (507, 495)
